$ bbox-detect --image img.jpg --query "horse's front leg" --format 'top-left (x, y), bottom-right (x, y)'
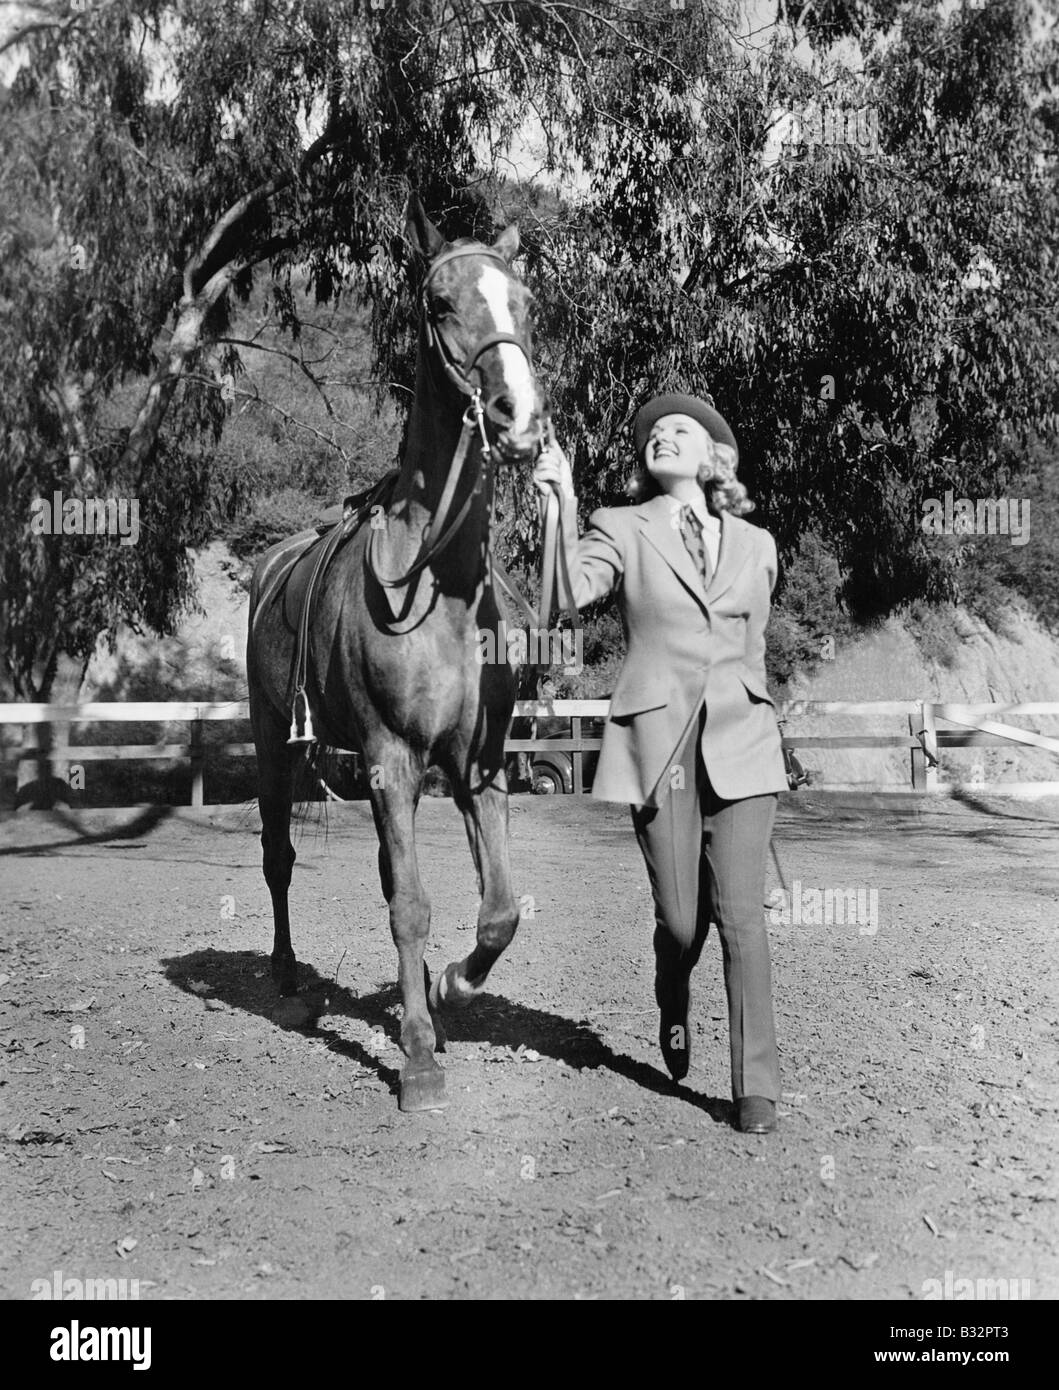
top-left (368, 738), bottom-right (446, 1113)
top-left (432, 759), bottom-right (521, 1009)
top-left (251, 703), bottom-right (299, 996)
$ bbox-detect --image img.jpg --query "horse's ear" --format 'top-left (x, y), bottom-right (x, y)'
top-left (491, 224), bottom-right (520, 263)
top-left (405, 194), bottom-right (446, 260)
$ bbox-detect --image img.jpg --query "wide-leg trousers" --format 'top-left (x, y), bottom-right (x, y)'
top-left (631, 709), bottom-right (780, 1101)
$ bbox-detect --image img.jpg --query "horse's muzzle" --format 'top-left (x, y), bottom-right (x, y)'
top-left (492, 428), bottom-right (544, 465)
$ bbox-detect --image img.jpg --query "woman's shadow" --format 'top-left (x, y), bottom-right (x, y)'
top-left (160, 948), bottom-right (733, 1122)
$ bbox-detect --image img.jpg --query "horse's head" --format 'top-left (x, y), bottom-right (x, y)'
top-left (406, 196), bottom-right (545, 463)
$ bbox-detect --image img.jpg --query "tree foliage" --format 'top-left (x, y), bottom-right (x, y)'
top-left (1, 0), bottom-right (1056, 702)
top-left (500, 0), bottom-right (1059, 624)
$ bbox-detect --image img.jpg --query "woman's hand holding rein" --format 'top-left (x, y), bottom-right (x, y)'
top-left (533, 423), bottom-right (576, 504)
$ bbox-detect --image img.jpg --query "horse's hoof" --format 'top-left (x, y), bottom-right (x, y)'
top-left (398, 1063), bottom-right (448, 1113)
top-left (271, 957), bottom-right (298, 996)
top-left (429, 963), bottom-right (476, 1012)
top-left (272, 995), bottom-right (317, 1029)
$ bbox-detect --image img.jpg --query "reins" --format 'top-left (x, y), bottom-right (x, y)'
top-left (366, 243), bottom-right (580, 641)
top-left (490, 419), bottom-right (580, 643)
top-left (288, 242), bottom-right (580, 742)
top-left (365, 244), bottom-right (528, 592)
top-left (365, 390), bottom-right (492, 592)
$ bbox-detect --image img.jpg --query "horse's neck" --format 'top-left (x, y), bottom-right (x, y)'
top-left (389, 340), bottom-right (491, 579)
top-left (399, 352), bottom-right (467, 511)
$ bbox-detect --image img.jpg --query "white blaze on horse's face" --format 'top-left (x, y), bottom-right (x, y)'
top-left (476, 263), bottom-right (539, 451)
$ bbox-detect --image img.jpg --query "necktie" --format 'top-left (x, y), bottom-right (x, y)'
top-left (679, 505), bottom-right (712, 588)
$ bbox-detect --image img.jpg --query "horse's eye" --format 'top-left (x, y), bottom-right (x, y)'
top-left (433, 297), bottom-right (456, 318)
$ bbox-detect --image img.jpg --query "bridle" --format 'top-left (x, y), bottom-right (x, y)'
top-left (365, 243), bottom-right (533, 593)
top-left (364, 240), bottom-right (579, 651)
top-left (420, 244), bottom-right (531, 402)
top-left (286, 242), bottom-right (579, 743)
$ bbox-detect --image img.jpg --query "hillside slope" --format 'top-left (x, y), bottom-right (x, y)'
top-left (783, 606), bottom-right (1059, 790)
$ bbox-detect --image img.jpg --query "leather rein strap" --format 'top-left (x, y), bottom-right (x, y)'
top-left (403, 246), bottom-right (581, 643)
top-left (366, 244), bottom-right (529, 591)
top-left (288, 243), bottom-right (580, 740)
top-left (490, 421), bottom-right (580, 642)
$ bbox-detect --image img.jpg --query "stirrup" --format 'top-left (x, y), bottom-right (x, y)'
top-left (287, 688), bottom-right (316, 745)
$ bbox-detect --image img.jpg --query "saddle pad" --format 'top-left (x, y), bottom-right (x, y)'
top-left (281, 529), bottom-right (336, 634)
top-left (277, 470), bottom-right (400, 634)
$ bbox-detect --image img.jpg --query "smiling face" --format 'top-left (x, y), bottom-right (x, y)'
top-left (643, 413), bottom-right (714, 493)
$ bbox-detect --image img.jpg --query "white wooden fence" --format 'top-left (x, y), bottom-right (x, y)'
top-left (1, 699), bottom-right (1058, 807)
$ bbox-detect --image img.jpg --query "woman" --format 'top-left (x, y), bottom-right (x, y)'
top-left (534, 394), bottom-right (788, 1134)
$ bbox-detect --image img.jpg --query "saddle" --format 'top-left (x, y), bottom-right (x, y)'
top-left (279, 473), bottom-right (397, 633)
top-left (275, 470), bottom-right (399, 740)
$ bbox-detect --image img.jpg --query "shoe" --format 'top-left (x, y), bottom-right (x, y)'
top-left (736, 1096), bottom-right (777, 1133)
top-left (656, 971), bottom-right (691, 1082)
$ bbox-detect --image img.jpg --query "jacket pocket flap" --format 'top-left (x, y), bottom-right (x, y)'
top-left (738, 667), bottom-right (775, 705)
top-left (609, 681), bottom-right (669, 718)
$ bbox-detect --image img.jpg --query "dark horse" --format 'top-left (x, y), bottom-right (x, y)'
top-left (247, 199), bottom-right (544, 1112)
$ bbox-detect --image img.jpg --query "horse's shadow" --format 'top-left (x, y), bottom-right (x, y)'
top-left (160, 948), bottom-right (733, 1124)
top-left (0, 803), bottom-right (175, 854)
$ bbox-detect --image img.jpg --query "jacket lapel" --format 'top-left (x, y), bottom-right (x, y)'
top-left (636, 495), bottom-right (707, 608)
top-left (636, 496), bottom-right (751, 610)
top-left (705, 511), bottom-right (750, 604)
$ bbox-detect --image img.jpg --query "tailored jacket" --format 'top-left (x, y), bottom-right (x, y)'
top-left (561, 490), bottom-right (789, 806)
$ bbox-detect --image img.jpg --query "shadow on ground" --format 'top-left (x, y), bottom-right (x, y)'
top-left (161, 946), bottom-right (734, 1126)
top-left (0, 803), bottom-right (176, 855)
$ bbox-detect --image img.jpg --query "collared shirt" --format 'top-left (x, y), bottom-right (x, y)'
top-left (670, 493), bottom-right (721, 579)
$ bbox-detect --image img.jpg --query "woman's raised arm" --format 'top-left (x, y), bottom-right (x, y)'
top-left (533, 434), bottom-right (624, 609)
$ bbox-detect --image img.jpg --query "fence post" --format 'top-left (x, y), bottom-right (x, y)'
top-left (189, 719), bottom-right (204, 807)
top-left (910, 702), bottom-right (939, 792)
top-left (921, 702), bottom-right (939, 791)
top-left (909, 711), bottom-right (925, 791)
top-left (571, 714), bottom-right (583, 794)
top-left (54, 717), bottom-right (70, 800)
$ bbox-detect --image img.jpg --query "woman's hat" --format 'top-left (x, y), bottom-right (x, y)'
top-left (633, 393), bottom-right (738, 463)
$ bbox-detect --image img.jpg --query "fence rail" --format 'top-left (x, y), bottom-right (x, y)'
top-left (2, 699), bottom-right (1058, 807)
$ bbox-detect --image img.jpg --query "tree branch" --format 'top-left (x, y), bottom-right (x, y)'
top-left (118, 217), bottom-right (303, 482)
top-left (216, 337), bottom-right (338, 417)
top-left (184, 374), bottom-right (353, 460)
top-left (183, 129), bottom-right (336, 299)
top-left (0, 5), bottom-right (84, 59)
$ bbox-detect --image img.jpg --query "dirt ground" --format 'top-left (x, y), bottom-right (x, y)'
top-left (2, 791), bottom-right (1057, 1301)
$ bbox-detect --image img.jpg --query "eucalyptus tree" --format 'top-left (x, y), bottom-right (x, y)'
top-left (508, 0), bottom-right (1059, 619)
top-left (0, 0), bottom-right (613, 701)
top-left (1, 0), bottom-right (1055, 718)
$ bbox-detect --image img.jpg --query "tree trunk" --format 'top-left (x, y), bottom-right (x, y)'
top-left (13, 656), bottom-right (67, 812)
top-left (120, 294), bottom-right (209, 482)
top-left (118, 133), bottom-right (334, 485)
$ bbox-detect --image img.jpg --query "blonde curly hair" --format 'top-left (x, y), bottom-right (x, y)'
top-left (625, 438), bottom-right (755, 516)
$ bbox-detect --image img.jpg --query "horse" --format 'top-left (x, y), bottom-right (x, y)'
top-left (246, 197), bottom-right (545, 1113)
